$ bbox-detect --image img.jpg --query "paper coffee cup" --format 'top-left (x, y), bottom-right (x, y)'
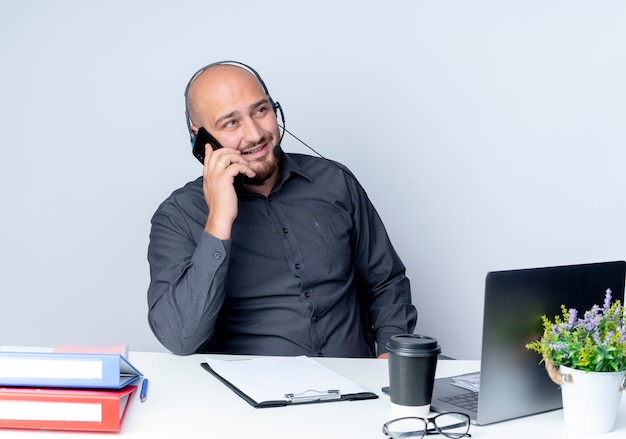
top-left (386, 334), bottom-right (441, 415)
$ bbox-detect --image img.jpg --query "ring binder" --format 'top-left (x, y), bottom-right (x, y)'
top-left (285, 389), bottom-right (341, 403)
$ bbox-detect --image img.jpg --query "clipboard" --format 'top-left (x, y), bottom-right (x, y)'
top-left (200, 356), bottom-right (378, 408)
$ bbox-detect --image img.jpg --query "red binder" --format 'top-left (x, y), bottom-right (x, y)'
top-left (0, 385), bottom-right (137, 432)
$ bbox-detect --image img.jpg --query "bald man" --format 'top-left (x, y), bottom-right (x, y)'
top-left (147, 62), bottom-right (416, 357)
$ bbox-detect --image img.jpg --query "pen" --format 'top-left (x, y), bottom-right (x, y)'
top-left (140, 378), bottom-right (149, 403)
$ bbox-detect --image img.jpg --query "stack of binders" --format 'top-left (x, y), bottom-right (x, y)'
top-left (0, 348), bottom-right (142, 433)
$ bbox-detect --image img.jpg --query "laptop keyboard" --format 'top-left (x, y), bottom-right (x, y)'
top-left (439, 391), bottom-right (478, 411)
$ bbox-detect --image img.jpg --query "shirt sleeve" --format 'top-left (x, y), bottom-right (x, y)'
top-left (346, 174), bottom-right (418, 356)
top-left (147, 199), bottom-right (231, 355)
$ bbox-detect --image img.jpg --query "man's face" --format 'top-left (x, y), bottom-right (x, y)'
top-left (189, 66), bottom-right (281, 184)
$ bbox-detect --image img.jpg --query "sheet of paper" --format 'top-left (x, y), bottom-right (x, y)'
top-left (451, 372), bottom-right (480, 392)
top-left (204, 355), bottom-right (372, 404)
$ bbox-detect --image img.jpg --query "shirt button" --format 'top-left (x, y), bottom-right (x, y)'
top-left (282, 228), bottom-right (288, 234)
top-left (213, 252), bottom-right (222, 260)
top-left (295, 264), bottom-right (301, 270)
top-left (304, 291), bottom-right (311, 298)
top-left (312, 315), bottom-right (318, 322)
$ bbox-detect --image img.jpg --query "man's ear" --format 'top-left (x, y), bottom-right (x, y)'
top-left (190, 123), bottom-right (199, 136)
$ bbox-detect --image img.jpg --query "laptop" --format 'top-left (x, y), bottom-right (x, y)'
top-left (430, 260), bottom-right (626, 425)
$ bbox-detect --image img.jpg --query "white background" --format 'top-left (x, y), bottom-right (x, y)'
top-left (1, 1), bottom-right (625, 360)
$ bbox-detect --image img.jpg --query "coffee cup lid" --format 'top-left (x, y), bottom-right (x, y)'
top-left (386, 334), bottom-right (441, 356)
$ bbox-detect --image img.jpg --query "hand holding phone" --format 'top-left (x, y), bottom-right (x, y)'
top-left (193, 127), bottom-right (246, 191)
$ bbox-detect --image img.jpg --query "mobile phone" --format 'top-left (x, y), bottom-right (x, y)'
top-left (192, 127), bottom-right (246, 191)
top-left (192, 127), bottom-right (222, 163)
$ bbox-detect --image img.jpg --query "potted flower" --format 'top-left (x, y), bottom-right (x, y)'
top-left (526, 289), bottom-right (626, 433)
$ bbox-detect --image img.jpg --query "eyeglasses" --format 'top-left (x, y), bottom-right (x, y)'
top-left (382, 413), bottom-right (471, 439)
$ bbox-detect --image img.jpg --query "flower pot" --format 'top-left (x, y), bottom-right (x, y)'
top-left (559, 365), bottom-right (626, 434)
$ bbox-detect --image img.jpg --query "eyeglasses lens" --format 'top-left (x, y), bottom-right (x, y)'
top-left (386, 417), bottom-right (428, 438)
top-left (433, 413), bottom-right (470, 438)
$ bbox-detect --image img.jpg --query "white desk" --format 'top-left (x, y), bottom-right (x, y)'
top-left (2, 351), bottom-right (625, 438)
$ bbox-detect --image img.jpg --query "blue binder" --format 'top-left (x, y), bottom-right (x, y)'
top-left (0, 351), bottom-right (142, 389)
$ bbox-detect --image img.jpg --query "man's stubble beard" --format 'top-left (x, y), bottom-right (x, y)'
top-left (244, 147), bottom-right (280, 186)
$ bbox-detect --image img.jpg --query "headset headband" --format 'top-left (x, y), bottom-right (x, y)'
top-left (183, 60), bottom-right (280, 144)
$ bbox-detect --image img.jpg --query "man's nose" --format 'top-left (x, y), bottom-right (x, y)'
top-left (241, 117), bottom-right (263, 143)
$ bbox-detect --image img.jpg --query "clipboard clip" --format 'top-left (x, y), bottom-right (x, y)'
top-left (285, 389), bottom-right (341, 403)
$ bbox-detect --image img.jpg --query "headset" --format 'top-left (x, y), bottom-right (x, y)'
top-left (183, 60), bottom-right (284, 146)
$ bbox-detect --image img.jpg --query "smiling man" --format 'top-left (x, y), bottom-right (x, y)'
top-left (147, 62), bottom-right (417, 358)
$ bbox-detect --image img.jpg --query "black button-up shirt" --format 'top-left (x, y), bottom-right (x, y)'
top-left (147, 150), bottom-right (417, 356)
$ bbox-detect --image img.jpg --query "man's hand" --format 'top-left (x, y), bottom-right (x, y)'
top-left (378, 352), bottom-right (388, 359)
top-left (202, 145), bottom-right (255, 239)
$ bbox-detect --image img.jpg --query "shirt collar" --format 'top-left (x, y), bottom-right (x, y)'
top-left (275, 147), bottom-right (314, 187)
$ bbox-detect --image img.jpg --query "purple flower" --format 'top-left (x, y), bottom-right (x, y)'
top-left (567, 308), bottom-right (577, 328)
top-left (582, 309), bottom-right (600, 331)
top-left (603, 289), bottom-right (613, 313)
